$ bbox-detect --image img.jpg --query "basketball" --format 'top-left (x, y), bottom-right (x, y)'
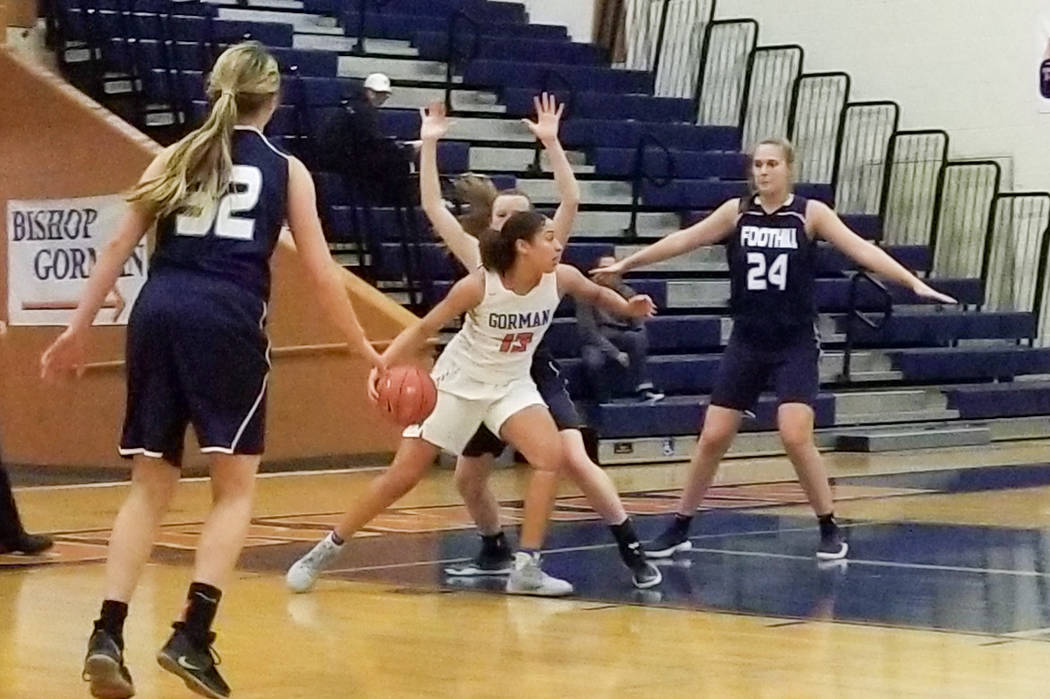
top-left (376, 365), bottom-right (438, 427)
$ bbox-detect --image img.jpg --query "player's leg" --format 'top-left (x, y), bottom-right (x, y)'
top-left (286, 436), bottom-right (440, 593)
top-left (86, 456), bottom-right (180, 699)
top-left (559, 429), bottom-right (661, 588)
top-left (156, 453), bottom-right (261, 699)
top-left (445, 434), bottom-right (514, 577)
top-left (774, 340), bottom-right (847, 560)
top-left (496, 403), bottom-right (573, 596)
top-left (535, 357), bottom-right (661, 588)
top-left (85, 295), bottom-right (184, 699)
top-left (287, 387), bottom-right (481, 593)
top-left (646, 337), bottom-right (766, 558)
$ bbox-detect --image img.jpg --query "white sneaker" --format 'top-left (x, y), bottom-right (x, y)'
top-left (286, 532), bottom-right (343, 593)
top-left (505, 552), bottom-right (573, 597)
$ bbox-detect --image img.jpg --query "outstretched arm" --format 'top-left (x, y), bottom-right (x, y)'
top-left (592, 199), bottom-right (738, 281)
top-left (40, 150), bottom-right (169, 379)
top-left (522, 93), bottom-right (580, 245)
top-left (557, 264), bottom-right (655, 319)
top-left (810, 200), bottom-right (956, 304)
top-left (285, 156), bottom-right (385, 368)
top-left (418, 102), bottom-right (482, 269)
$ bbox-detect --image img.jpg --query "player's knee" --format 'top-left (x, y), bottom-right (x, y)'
top-left (698, 425), bottom-right (734, 453)
top-left (528, 445), bottom-right (564, 474)
top-left (778, 423), bottom-right (814, 452)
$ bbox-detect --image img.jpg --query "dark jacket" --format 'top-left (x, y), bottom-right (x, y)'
top-left (575, 280), bottom-right (641, 357)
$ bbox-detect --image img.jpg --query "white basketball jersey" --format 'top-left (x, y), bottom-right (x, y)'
top-left (439, 268), bottom-right (561, 385)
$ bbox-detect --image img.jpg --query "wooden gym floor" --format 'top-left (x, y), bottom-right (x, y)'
top-left (5, 440), bottom-right (1050, 697)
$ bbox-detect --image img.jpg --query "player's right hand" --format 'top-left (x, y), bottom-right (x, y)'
top-left (590, 260), bottom-right (627, 284)
top-left (40, 326), bottom-right (88, 381)
top-left (418, 102), bottom-right (451, 141)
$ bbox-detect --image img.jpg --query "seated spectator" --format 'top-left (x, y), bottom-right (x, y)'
top-left (317, 73), bottom-right (419, 206)
top-left (577, 256), bottom-right (664, 403)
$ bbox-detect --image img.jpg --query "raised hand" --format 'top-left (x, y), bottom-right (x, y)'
top-left (521, 92), bottom-right (565, 144)
top-left (418, 101), bottom-right (452, 141)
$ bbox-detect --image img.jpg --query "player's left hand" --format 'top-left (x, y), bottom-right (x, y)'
top-left (366, 366), bottom-right (382, 404)
top-left (521, 92), bottom-right (564, 144)
top-left (626, 294), bottom-right (657, 318)
top-left (40, 326), bottom-right (88, 381)
top-left (913, 281), bottom-right (957, 305)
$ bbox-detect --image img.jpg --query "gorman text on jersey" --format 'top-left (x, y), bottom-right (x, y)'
top-left (488, 309), bottom-right (552, 330)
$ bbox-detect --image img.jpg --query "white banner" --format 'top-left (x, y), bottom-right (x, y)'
top-left (6, 195), bottom-right (147, 326)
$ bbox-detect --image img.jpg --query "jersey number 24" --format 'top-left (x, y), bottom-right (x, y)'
top-left (746, 252), bottom-right (788, 291)
top-left (175, 165), bottom-right (261, 240)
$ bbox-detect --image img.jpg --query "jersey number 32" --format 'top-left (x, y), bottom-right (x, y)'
top-left (175, 165), bottom-right (261, 241)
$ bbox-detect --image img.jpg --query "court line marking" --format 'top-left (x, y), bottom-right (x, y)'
top-left (684, 547), bottom-right (1050, 579)
top-left (12, 466), bottom-right (388, 492)
top-left (323, 523), bottom-right (883, 574)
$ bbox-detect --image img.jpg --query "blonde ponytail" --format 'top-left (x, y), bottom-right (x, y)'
top-left (128, 41), bottom-right (280, 216)
top-left (453, 173), bottom-right (500, 238)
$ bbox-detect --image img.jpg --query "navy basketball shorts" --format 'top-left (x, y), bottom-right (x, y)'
top-left (461, 356), bottom-right (584, 458)
top-left (119, 272), bottom-right (271, 466)
top-left (709, 331), bottom-right (820, 412)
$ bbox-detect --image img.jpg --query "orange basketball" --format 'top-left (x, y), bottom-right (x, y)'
top-left (376, 365), bottom-right (438, 427)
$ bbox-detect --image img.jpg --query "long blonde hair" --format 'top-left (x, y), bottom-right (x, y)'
top-left (128, 41), bottom-right (281, 215)
top-left (452, 174), bottom-right (532, 237)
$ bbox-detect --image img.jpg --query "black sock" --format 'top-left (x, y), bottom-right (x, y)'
top-left (670, 513), bottom-right (693, 536)
top-left (95, 600), bottom-right (128, 646)
top-left (609, 518), bottom-right (640, 549)
top-left (480, 531), bottom-right (508, 555)
top-left (817, 513), bottom-right (837, 538)
top-left (609, 518), bottom-right (645, 567)
top-left (182, 582), bottom-right (222, 643)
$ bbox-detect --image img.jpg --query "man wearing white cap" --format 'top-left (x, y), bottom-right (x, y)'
top-left (318, 71), bottom-right (418, 206)
top-left (363, 72), bottom-right (393, 107)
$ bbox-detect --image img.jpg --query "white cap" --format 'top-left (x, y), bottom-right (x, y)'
top-left (363, 73), bottom-right (392, 93)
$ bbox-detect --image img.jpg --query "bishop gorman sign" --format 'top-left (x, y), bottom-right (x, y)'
top-left (6, 195), bottom-right (147, 326)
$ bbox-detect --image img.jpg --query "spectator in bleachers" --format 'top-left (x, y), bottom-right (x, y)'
top-left (0, 321), bottom-right (52, 556)
top-left (0, 457), bottom-right (52, 556)
top-left (317, 72), bottom-right (418, 206)
top-left (577, 255), bottom-right (663, 403)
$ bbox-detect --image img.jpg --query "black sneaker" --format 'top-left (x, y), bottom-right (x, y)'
top-left (644, 526), bottom-right (693, 559)
top-left (83, 627), bottom-right (134, 699)
top-left (636, 389), bottom-right (665, 403)
top-left (156, 623), bottom-right (229, 699)
top-left (0, 532), bottom-right (53, 555)
top-left (444, 548), bottom-right (514, 576)
top-left (817, 529), bottom-right (849, 560)
top-left (617, 541), bottom-right (663, 589)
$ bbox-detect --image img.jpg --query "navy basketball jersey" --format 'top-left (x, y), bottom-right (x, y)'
top-left (150, 125), bottom-right (289, 301)
top-left (726, 194), bottom-right (817, 345)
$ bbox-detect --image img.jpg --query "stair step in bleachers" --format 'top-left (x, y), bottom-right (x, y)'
top-left (337, 55), bottom-right (454, 83)
top-left (834, 425), bottom-right (991, 452)
top-left (502, 90), bottom-right (695, 123)
top-left (217, 6), bottom-right (340, 33)
top-left (292, 34), bottom-right (419, 56)
top-left (414, 32), bottom-right (607, 66)
top-left (340, 12), bottom-right (567, 42)
top-left (468, 147), bottom-right (593, 173)
top-left (945, 381), bottom-right (1050, 419)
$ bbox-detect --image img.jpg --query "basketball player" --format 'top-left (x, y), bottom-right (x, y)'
top-left (418, 98), bottom-right (661, 588)
top-left (40, 42), bottom-right (382, 699)
top-left (593, 138), bottom-right (956, 561)
top-left (286, 211), bottom-right (656, 597)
